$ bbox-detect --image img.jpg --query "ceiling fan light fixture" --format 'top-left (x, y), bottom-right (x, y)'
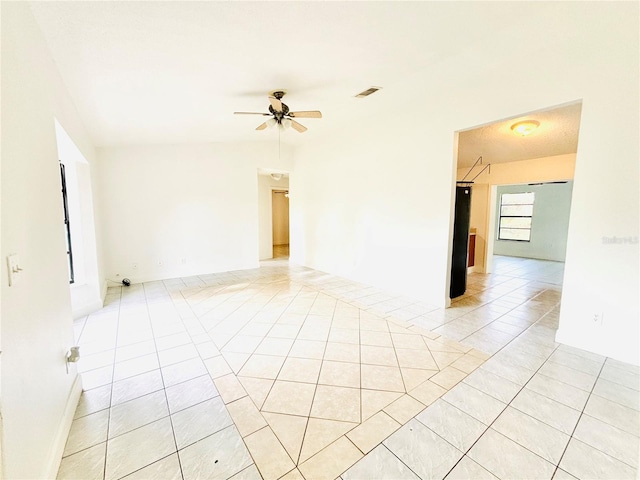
top-left (234, 91), bottom-right (321, 133)
top-left (510, 120), bottom-right (540, 136)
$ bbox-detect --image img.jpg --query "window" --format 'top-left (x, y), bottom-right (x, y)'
top-left (60, 162), bottom-right (74, 283)
top-left (498, 192), bottom-right (535, 241)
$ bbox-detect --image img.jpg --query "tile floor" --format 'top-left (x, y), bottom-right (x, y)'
top-left (59, 256), bottom-right (639, 480)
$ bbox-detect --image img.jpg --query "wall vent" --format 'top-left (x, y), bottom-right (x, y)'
top-left (355, 86), bottom-right (382, 98)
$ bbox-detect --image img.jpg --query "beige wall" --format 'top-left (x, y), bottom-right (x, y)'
top-left (272, 191), bottom-right (290, 246)
top-left (463, 153), bottom-right (576, 186)
top-left (468, 183), bottom-right (490, 271)
top-left (457, 154), bottom-right (576, 272)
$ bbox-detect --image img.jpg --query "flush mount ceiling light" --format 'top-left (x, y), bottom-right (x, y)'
top-left (270, 173), bottom-right (283, 181)
top-left (510, 120), bottom-right (540, 136)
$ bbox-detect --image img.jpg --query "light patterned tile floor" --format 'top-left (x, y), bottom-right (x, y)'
top-left (60, 256), bottom-right (639, 480)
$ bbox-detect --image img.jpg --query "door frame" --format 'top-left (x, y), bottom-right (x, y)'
top-left (270, 186), bottom-right (290, 256)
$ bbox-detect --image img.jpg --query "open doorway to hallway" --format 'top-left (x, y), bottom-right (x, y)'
top-left (272, 189), bottom-right (290, 258)
top-left (450, 101), bottom-right (582, 299)
top-left (257, 170), bottom-right (290, 260)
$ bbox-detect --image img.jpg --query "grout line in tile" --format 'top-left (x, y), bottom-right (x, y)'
top-left (102, 285), bottom-right (122, 480)
top-left (142, 282), bottom-right (183, 480)
top-left (440, 339), bottom-right (561, 479)
top-left (550, 358), bottom-right (607, 478)
top-left (71, 258), bottom-right (635, 480)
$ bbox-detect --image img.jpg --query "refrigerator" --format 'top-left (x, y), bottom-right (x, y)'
top-left (450, 185), bottom-right (472, 298)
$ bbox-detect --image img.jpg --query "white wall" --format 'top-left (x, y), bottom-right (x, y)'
top-left (55, 121), bottom-right (103, 318)
top-left (1, 5), bottom-right (636, 479)
top-left (258, 175), bottom-right (289, 260)
top-left (461, 154), bottom-right (577, 272)
top-left (97, 143), bottom-right (292, 282)
top-left (291, 3), bottom-right (639, 363)
top-left (1, 3), bottom-right (101, 478)
top-left (494, 182), bottom-right (573, 262)
top-left (291, 121), bottom-right (452, 304)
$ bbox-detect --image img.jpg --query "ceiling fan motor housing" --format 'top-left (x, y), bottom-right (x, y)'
top-left (234, 90), bottom-right (319, 132)
top-left (269, 103), bottom-right (290, 122)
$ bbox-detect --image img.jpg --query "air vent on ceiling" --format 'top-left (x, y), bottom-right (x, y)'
top-left (355, 86), bottom-right (382, 98)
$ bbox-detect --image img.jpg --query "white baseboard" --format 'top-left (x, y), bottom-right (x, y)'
top-left (555, 327), bottom-right (640, 366)
top-left (101, 280), bottom-right (108, 304)
top-left (106, 261), bottom-right (261, 286)
top-left (72, 299), bottom-right (104, 320)
top-left (43, 374), bottom-right (82, 479)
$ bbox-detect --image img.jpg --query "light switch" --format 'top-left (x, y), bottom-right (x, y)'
top-left (7, 254), bottom-right (23, 286)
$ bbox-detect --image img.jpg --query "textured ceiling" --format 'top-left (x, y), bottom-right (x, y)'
top-left (457, 102), bottom-right (583, 168)
top-left (28, 2), bottom-right (584, 151)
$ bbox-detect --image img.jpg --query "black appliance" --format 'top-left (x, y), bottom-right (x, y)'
top-left (450, 185), bottom-right (472, 298)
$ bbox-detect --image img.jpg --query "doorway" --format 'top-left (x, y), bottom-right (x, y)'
top-left (257, 171), bottom-right (290, 260)
top-left (451, 101), bottom-right (582, 298)
top-left (272, 190), bottom-right (290, 258)
top-left (486, 181), bottom-right (573, 284)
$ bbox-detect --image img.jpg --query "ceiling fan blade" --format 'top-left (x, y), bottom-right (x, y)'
top-left (256, 122), bottom-right (268, 130)
top-left (289, 111), bottom-right (322, 118)
top-left (290, 120), bottom-right (308, 133)
top-left (269, 96), bottom-right (283, 112)
top-left (234, 112), bottom-right (270, 116)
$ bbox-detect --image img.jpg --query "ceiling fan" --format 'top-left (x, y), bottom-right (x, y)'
top-left (234, 91), bottom-right (322, 133)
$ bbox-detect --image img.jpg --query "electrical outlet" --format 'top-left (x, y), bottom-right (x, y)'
top-left (181, 257), bottom-right (187, 264)
top-left (593, 312), bottom-right (604, 326)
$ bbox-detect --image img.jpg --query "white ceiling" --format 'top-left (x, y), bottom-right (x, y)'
top-left (29, 2), bottom-right (583, 152)
top-left (457, 102), bottom-right (582, 168)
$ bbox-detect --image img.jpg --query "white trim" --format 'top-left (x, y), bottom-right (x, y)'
top-left (269, 186), bottom-right (289, 257)
top-left (445, 131), bottom-right (460, 307)
top-left (43, 374), bottom-right (82, 479)
top-left (72, 299), bottom-right (104, 320)
top-left (70, 282), bottom-right (104, 319)
top-left (101, 279), bottom-right (108, 304)
top-left (485, 185), bottom-right (498, 274)
top-left (555, 327), bottom-right (640, 367)
top-left (104, 262), bottom-right (262, 286)
top-left (0, 406), bottom-right (4, 480)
